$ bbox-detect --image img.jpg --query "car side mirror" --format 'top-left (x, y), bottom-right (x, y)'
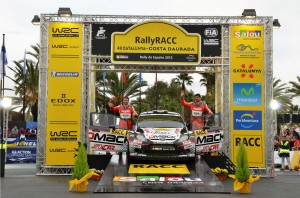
top-left (203, 126), bottom-right (210, 130)
top-left (109, 125), bottom-right (116, 130)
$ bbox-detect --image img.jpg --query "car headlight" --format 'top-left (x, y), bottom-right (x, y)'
top-left (136, 134), bottom-right (147, 141)
top-left (178, 134), bottom-right (189, 142)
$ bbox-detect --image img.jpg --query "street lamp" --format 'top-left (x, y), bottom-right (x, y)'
top-left (271, 100), bottom-right (280, 135)
top-left (273, 19), bottom-right (281, 29)
top-left (58, 7), bottom-right (72, 17)
top-left (242, 9), bottom-right (256, 18)
top-left (31, 15), bottom-right (40, 25)
top-left (0, 97), bottom-right (12, 177)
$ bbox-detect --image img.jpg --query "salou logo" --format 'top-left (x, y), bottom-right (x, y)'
top-left (234, 111), bottom-right (262, 130)
top-left (95, 27), bottom-right (107, 39)
top-left (234, 30), bottom-right (262, 38)
top-left (233, 83), bottom-right (262, 106)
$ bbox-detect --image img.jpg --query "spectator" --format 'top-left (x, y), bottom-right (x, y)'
top-left (18, 127), bottom-right (26, 139)
top-left (30, 126), bottom-right (37, 137)
top-left (279, 135), bottom-right (292, 171)
top-left (25, 128), bottom-right (31, 137)
top-left (292, 136), bottom-right (300, 151)
top-left (10, 126), bottom-right (18, 138)
top-left (274, 134), bottom-right (280, 151)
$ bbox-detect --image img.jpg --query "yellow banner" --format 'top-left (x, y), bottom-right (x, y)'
top-left (46, 23), bottom-right (82, 165)
top-left (112, 20), bottom-right (200, 65)
top-left (230, 25), bottom-right (265, 167)
top-left (128, 164), bottom-right (190, 174)
top-left (231, 134), bottom-right (265, 166)
top-left (230, 26), bottom-right (264, 82)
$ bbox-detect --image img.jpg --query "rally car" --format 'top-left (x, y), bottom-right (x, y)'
top-left (127, 110), bottom-right (195, 161)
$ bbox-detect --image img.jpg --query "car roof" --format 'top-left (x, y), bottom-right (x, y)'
top-left (139, 110), bottom-right (181, 117)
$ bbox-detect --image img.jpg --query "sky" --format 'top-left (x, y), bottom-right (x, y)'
top-left (1, 0), bottom-right (300, 105)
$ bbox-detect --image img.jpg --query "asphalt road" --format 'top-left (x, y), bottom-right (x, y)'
top-left (1, 163), bottom-right (300, 198)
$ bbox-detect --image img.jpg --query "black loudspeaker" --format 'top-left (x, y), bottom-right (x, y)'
top-left (292, 114), bottom-right (299, 123)
top-left (87, 154), bottom-right (112, 171)
top-left (283, 114), bottom-right (290, 123)
top-left (277, 114), bottom-right (284, 124)
top-left (201, 152), bottom-right (236, 174)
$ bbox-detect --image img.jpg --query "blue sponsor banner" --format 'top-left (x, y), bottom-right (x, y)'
top-left (233, 83), bottom-right (262, 106)
top-left (6, 147), bottom-right (36, 163)
top-left (6, 137), bottom-right (37, 147)
top-left (26, 121), bottom-right (37, 130)
top-left (234, 110), bottom-right (262, 130)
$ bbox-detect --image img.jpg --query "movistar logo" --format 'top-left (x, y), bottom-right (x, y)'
top-left (241, 87), bottom-right (254, 96)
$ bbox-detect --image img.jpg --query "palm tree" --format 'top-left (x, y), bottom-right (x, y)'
top-left (95, 72), bottom-right (147, 111)
top-left (199, 69), bottom-right (216, 112)
top-left (289, 76), bottom-right (300, 97)
top-left (7, 44), bottom-right (39, 121)
top-left (273, 78), bottom-right (293, 113)
top-left (172, 73), bottom-right (193, 86)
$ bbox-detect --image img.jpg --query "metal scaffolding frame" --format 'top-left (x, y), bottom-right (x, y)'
top-left (36, 14), bottom-right (273, 176)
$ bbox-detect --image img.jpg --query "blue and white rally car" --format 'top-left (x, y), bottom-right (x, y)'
top-left (127, 110), bottom-right (195, 161)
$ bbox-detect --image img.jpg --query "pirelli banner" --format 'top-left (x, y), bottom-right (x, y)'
top-left (46, 23), bottom-right (82, 165)
top-left (91, 22), bottom-right (221, 61)
top-left (230, 26), bottom-right (265, 167)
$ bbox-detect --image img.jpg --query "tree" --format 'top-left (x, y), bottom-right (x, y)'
top-left (7, 44), bottom-right (39, 121)
top-left (199, 69), bottom-right (216, 112)
top-left (172, 73), bottom-right (193, 86)
top-left (235, 142), bottom-right (250, 182)
top-left (95, 72), bottom-right (147, 111)
top-left (289, 76), bottom-right (300, 97)
top-left (273, 78), bottom-right (293, 113)
top-left (72, 142), bottom-right (89, 180)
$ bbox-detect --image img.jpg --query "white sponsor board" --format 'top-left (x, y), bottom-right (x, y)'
top-left (89, 129), bottom-right (127, 152)
top-left (195, 131), bottom-right (224, 153)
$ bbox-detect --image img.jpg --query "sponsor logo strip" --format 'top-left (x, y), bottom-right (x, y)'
top-left (128, 164), bottom-right (190, 174)
top-left (113, 176), bottom-right (203, 184)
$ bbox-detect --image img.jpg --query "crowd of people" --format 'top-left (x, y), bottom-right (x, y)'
top-left (7, 126), bottom-right (37, 138)
top-left (274, 125), bottom-right (300, 151)
top-left (274, 125), bottom-right (300, 170)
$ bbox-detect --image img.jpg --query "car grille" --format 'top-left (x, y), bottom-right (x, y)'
top-left (141, 144), bottom-right (188, 156)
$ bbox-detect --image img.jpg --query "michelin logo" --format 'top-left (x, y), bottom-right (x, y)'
top-left (51, 71), bottom-right (79, 77)
top-left (95, 27), bottom-right (107, 39)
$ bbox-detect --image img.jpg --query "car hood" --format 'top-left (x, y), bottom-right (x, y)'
top-left (141, 128), bottom-right (181, 141)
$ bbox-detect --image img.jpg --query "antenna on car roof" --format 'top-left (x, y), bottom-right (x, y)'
top-left (152, 110), bottom-right (168, 114)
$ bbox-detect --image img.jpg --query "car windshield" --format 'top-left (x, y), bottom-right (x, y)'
top-left (137, 115), bottom-right (184, 128)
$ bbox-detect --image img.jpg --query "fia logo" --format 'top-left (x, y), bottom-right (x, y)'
top-left (204, 28), bottom-right (218, 37)
top-left (95, 27), bottom-right (107, 39)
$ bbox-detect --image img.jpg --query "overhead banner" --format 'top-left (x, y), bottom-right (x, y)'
top-left (111, 20), bottom-right (200, 65)
top-left (46, 23), bottom-right (82, 165)
top-left (92, 23), bottom-right (221, 57)
top-left (230, 25), bottom-right (265, 167)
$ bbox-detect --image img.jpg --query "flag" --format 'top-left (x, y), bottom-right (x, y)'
top-left (23, 49), bottom-right (26, 75)
top-left (102, 65), bottom-right (106, 80)
top-left (138, 72), bottom-right (142, 85)
top-left (181, 80), bottom-right (185, 91)
top-left (0, 42), bottom-right (8, 79)
top-left (181, 80), bottom-right (185, 96)
top-left (122, 72), bottom-right (126, 84)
